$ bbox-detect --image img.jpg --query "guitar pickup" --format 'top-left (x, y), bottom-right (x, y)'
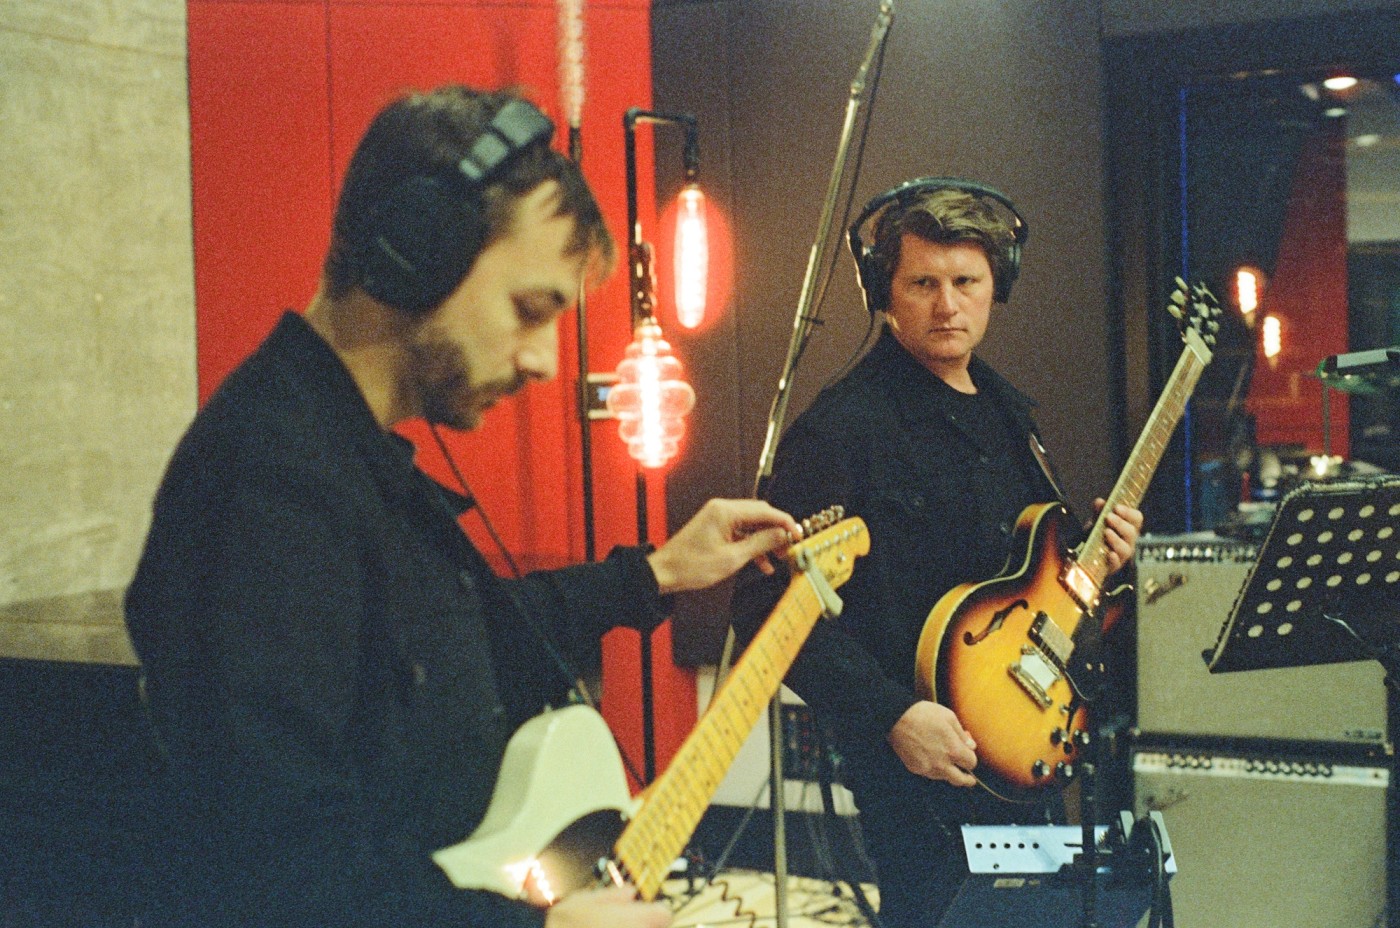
top-left (1029, 612), bottom-right (1073, 667)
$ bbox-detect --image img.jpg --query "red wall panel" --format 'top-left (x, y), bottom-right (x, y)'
top-left (188, 0), bottom-right (695, 791)
top-left (187, 2), bottom-right (333, 402)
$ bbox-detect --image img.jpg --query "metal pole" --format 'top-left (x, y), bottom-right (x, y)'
top-left (749, 7), bottom-right (894, 924)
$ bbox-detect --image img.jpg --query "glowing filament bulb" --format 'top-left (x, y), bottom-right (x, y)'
top-left (606, 318), bottom-right (696, 468)
top-left (1236, 267), bottom-right (1260, 317)
top-left (674, 184), bottom-right (708, 329)
top-left (1262, 314), bottom-right (1283, 364)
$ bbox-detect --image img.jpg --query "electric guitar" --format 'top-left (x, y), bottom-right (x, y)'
top-left (433, 509), bottom-right (869, 904)
top-left (914, 279), bottom-right (1221, 802)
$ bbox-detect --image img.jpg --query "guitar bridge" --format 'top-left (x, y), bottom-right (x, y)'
top-left (1008, 645), bottom-right (1058, 709)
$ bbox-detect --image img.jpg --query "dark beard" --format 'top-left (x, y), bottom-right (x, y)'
top-left (405, 330), bottom-right (527, 431)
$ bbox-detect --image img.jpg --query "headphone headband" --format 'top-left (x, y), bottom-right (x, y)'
top-left (457, 98), bottom-right (554, 185)
top-left (847, 176), bottom-right (1029, 309)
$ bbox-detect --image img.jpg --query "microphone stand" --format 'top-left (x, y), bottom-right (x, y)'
top-left (745, 4), bottom-right (893, 924)
top-left (752, 0), bottom-right (894, 492)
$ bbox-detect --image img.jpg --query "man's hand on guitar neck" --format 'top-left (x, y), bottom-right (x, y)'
top-left (646, 498), bottom-right (802, 595)
top-left (545, 885), bottom-right (671, 928)
top-left (888, 701), bottom-right (979, 787)
top-left (1094, 499), bottom-right (1145, 576)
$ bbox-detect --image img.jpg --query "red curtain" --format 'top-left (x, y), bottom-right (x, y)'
top-left (1247, 118), bottom-right (1351, 453)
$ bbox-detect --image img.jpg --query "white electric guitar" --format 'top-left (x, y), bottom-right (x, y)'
top-left (432, 509), bottom-right (869, 905)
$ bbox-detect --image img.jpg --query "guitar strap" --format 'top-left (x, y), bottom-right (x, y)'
top-left (1028, 432), bottom-right (1071, 511)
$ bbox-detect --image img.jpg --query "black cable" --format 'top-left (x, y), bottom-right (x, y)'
top-left (1150, 815), bottom-right (1174, 928)
top-left (814, 727), bottom-right (885, 928)
top-left (425, 423), bottom-right (649, 791)
top-left (429, 423), bottom-right (522, 578)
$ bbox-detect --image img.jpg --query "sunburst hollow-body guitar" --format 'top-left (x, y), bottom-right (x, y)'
top-left (914, 279), bottom-right (1221, 802)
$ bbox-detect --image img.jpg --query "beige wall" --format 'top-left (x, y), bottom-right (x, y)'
top-left (0, 0), bottom-right (194, 664)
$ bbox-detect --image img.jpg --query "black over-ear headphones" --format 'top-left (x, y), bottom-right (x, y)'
top-left (358, 98), bottom-right (555, 314)
top-left (847, 176), bottom-right (1029, 311)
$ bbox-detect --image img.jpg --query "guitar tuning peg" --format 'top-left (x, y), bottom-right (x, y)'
top-left (1174, 276), bottom-right (1188, 291)
top-left (1208, 319), bottom-right (1220, 332)
top-left (833, 505), bottom-right (845, 520)
top-left (1167, 303), bottom-right (1183, 320)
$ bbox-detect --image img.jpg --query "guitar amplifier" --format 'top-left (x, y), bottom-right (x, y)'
top-left (1135, 534), bottom-right (1388, 745)
top-left (1133, 746), bottom-right (1389, 928)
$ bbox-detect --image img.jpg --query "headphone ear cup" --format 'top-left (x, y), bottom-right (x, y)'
top-left (359, 176), bottom-right (488, 314)
top-left (855, 246), bottom-right (891, 315)
top-left (994, 238), bottom-right (1020, 304)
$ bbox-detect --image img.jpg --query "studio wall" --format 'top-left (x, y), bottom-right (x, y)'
top-left (0, 0), bottom-right (193, 666)
top-left (655, 0), bottom-right (1115, 664)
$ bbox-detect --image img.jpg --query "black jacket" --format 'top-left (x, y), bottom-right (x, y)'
top-left (732, 331), bottom-right (1063, 793)
top-left (126, 313), bottom-right (666, 927)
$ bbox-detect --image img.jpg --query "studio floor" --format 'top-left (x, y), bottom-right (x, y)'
top-left (664, 870), bottom-right (878, 928)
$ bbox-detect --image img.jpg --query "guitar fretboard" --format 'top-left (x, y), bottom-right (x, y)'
top-left (612, 575), bottom-right (826, 900)
top-left (1076, 328), bottom-right (1211, 587)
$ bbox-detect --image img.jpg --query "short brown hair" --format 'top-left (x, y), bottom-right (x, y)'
top-left (323, 85), bottom-right (614, 310)
top-left (870, 187), bottom-right (1017, 303)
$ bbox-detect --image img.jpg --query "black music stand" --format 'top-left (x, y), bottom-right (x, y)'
top-left (1203, 475), bottom-right (1400, 925)
top-left (1204, 475), bottom-right (1400, 681)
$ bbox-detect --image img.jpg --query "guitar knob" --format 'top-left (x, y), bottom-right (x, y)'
top-left (1031, 760), bottom-right (1050, 779)
top-left (1055, 761), bottom-right (1076, 783)
top-left (1073, 729), bottom-right (1091, 748)
top-left (1050, 729), bottom-right (1063, 746)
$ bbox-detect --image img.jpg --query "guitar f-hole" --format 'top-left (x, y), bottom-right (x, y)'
top-left (963, 599), bottom-right (1029, 646)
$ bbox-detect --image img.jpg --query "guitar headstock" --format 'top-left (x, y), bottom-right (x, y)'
top-left (786, 507), bottom-right (870, 592)
top-left (1167, 277), bottom-right (1222, 359)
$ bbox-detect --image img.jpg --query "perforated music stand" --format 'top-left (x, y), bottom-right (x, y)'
top-left (1204, 475), bottom-right (1400, 679)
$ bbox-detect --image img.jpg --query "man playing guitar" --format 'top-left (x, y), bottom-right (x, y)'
top-left (731, 178), bottom-right (1142, 928)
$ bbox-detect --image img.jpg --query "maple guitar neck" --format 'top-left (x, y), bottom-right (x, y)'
top-left (612, 518), bottom-right (869, 901)
top-left (1076, 326), bottom-right (1212, 589)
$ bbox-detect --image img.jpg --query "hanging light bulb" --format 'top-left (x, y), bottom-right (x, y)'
top-left (606, 316), bottom-right (695, 469)
top-left (674, 183), bottom-right (708, 329)
top-left (1261, 313), bottom-right (1283, 367)
top-left (1234, 265), bottom-right (1265, 326)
